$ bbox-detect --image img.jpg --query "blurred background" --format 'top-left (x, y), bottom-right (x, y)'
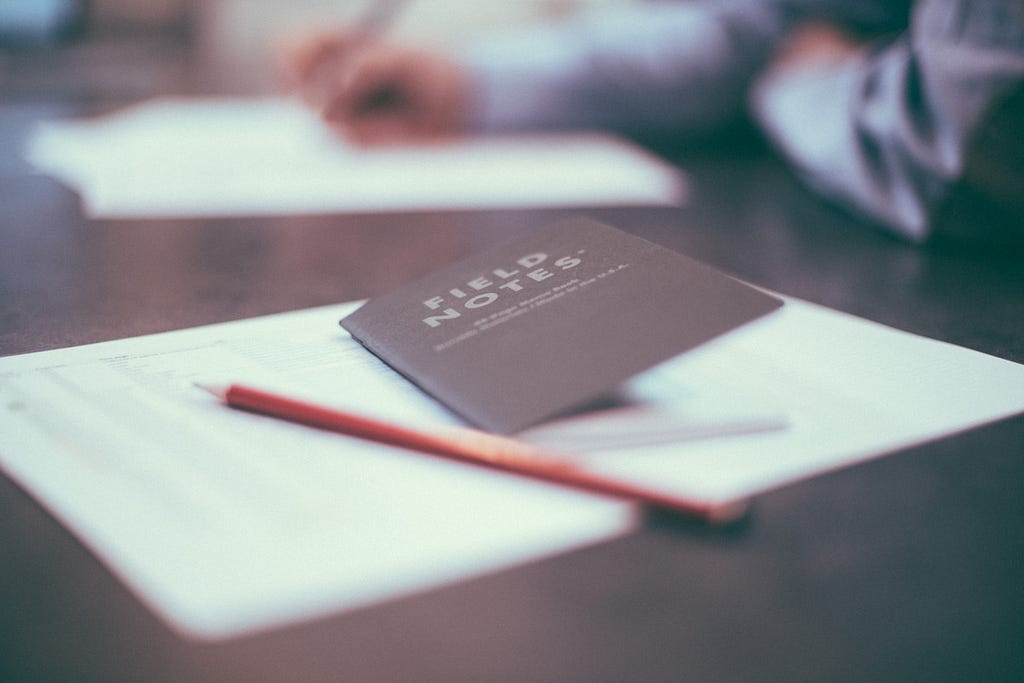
top-left (0, 0), bottom-right (631, 99)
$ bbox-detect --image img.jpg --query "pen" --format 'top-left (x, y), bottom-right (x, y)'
top-left (353, 0), bottom-right (408, 38)
top-left (318, 0), bottom-right (410, 117)
top-left (196, 383), bottom-right (748, 524)
top-left (292, 0), bottom-right (408, 112)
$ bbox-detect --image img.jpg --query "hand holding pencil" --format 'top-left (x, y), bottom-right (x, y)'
top-left (276, 3), bottom-right (470, 145)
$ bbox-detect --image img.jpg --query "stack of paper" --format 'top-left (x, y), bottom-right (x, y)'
top-left (23, 97), bottom-right (688, 218)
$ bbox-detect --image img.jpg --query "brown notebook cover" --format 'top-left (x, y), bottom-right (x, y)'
top-left (340, 218), bottom-right (782, 433)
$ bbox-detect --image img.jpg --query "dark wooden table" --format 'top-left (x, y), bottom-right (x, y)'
top-left (2, 29), bottom-right (1023, 683)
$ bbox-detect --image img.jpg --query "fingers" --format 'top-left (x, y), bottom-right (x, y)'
top-left (319, 43), bottom-right (468, 145)
top-left (278, 30), bottom-right (469, 146)
top-left (771, 22), bottom-right (860, 71)
top-left (275, 31), bottom-right (362, 107)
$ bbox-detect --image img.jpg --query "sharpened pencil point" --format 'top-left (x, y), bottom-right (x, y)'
top-left (194, 382), bottom-right (229, 400)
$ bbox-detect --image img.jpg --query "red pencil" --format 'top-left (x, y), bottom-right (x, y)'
top-left (196, 383), bottom-right (748, 524)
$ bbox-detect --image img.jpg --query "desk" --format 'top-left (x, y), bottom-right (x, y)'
top-left (2, 30), bottom-right (1024, 683)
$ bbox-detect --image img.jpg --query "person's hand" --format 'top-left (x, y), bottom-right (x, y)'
top-left (769, 22), bottom-right (861, 75)
top-left (277, 31), bottom-right (470, 145)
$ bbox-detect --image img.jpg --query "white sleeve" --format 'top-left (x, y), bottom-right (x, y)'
top-left (752, 0), bottom-right (1024, 241)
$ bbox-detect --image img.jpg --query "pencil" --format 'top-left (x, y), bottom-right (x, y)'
top-left (196, 382), bottom-right (748, 524)
top-left (353, 0), bottom-right (408, 38)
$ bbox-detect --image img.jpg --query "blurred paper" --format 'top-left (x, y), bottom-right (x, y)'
top-left (23, 97), bottom-right (687, 218)
top-left (2, 296), bottom-right (1023, 640)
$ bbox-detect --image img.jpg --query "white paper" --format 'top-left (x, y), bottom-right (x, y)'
top-left (23, 97), bottom-right (687, 218)
top-left (0, 303), bottom-right (635, 640)
top-left (580, 299), bottom-right (1024, 503)
top-left (2, 297), bottom-right (1023, 641)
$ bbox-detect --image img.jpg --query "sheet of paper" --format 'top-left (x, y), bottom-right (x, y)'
top-left (0, 304), bottom-right (635, 640)
top-left (2, 297), bottom-right (1023, 641)
top-left (23, 96), bottom-right (687, 218)
top-left (579, 299), bottom-right (1024, 503)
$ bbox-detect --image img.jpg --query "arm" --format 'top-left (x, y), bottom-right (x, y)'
top-left (278, 1), bottom-right (795, 145)
top-left (460, 1), bottom-right (792, 138)
top-left (752, 0), bottom-right (1024, 242)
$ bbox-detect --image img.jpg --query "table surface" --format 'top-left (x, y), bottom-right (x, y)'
top-left (2, 29), bottom-right (1023, 683)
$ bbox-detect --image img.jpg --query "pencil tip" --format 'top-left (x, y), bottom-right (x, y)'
top-left (194, 382), bottom-right (228, 400)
